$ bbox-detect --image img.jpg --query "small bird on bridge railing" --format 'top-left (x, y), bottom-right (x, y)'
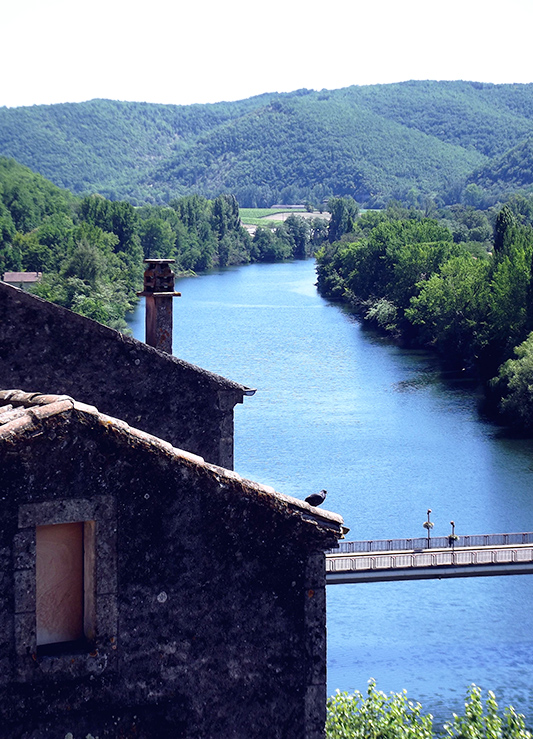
top-left (305, 489), bottom-right (327, 507)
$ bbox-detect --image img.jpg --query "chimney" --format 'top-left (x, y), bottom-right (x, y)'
top-left (137, 259), bottom-right (181, 354)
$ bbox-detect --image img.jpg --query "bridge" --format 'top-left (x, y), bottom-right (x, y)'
top-left (325, 532), bottom-right (533, 583)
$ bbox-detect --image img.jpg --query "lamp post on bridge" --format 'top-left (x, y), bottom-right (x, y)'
top-left (449, 520), bottom-right (458, 563)
top-left (423, 508), bottom-right (433, 549)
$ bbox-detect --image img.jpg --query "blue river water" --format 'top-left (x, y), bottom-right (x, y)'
top-left (127, 259), bottom-right (533, 723)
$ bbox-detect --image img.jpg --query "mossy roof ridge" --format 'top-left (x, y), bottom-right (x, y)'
top-left (0, 389), bottom-right (345, 539)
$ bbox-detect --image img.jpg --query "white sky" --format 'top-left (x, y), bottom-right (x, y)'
top-left (2, 0), bottom-right (533, 109)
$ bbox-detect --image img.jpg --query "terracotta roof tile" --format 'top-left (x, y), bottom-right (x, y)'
top-left (0, 406), bottom-right (29, 424)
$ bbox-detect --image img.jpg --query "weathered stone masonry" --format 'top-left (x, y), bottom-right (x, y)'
top-left (0, 281), bottom-right (251, 469)
top-left (0, 391), bottom-right (344, 738)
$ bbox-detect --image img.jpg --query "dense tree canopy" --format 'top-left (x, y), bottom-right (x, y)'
top-left (0, 157), bottom-right (321, 331)
top-left (316, 195), bottom-right (533, 426)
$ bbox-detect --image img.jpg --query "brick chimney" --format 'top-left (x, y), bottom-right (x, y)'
top-left (137, 259), bottom-right (181, 354)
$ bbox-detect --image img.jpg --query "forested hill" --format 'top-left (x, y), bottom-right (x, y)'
top-left (467, 137), bottom-right (533, 194)
top-left (2, 81), bottom-right (533, 207)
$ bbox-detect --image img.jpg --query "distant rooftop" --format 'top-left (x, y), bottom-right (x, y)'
top-left (269, 204), bottom-right (305, 210)
top-left (2, 271), bottom-right (42, 283)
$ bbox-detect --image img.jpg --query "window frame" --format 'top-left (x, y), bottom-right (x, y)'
top-left (14, 496), bottom-right (117, 674)
top-left (35, 520), bottom-right (95, 654)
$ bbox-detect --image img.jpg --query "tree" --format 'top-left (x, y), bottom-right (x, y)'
top-left (391, 240), bottom-right (458, 311)
top-left (493, 332), bottom-right (533, 429)
top-left (34, 212), bottom-right (76, 270)
top-left (62, 241), bottom-right (106, 285)
top-left (211, 194), bottom-right (240, 239)
top-left (78, 194), bottom-right (113, 232)
top-left (110, 201), bottom-right (141, 254)
top-left (340, 218), bottom-right (453, 305)
top-left (0, 200), bottom-right (17, 272)
top-left (494, 205), bottom-right (516, 253)
top-left (252, 226), bottom-right (292, 262)
top-left (485, 223), bottom-right (533, 362)
top-left (489, 253), bottom-right (530, 355)
top-left (284, 214), bottom-right (310, 258)
top-left (463, 183), bottom-right (487, 208)
top-left (138, 217), bottom-right (176, 259)
top-left (327, 197), bottom-right (359, 243)
top-left (79, 195), bottom-right (141, 255)
top-left (506, 193), bottom-right (533, 227)
top-left (310, 217), bottom-right (329, 248)
top-left (406, 255), bottom-right (490, 364)
top-left (13, 232), bottom-right (55, 272)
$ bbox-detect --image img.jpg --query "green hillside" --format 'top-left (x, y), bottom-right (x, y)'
top-left (153, 93), bottom-right (484, 207)
top-left (0, 156), bottom-right (76, 230)
top-left (341, 80), bottom-right (533, 157)
top-left (0, 98), bottom-right (269, 203)
top-left (467, 137), bottom-right (533, 195)
top-left (2, 82), bottom-right (533, 206)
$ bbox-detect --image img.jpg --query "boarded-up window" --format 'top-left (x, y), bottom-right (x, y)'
top-left (36, 521), bottom-right (95, 648)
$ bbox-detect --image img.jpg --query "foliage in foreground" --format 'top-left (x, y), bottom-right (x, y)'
top-left (326, 681), bottom-right (532, 739)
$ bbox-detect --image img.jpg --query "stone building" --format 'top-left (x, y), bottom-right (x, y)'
top-left (0, 273), bottom-right (346, 737)
top-left (0, 390), bottom-right (344, 738)
top-left (0, 280), bottom-right (252, 469)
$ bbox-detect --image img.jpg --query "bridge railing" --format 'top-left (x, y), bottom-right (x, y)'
top-left (326, 546), bottom-right (533, 574)
top-left (330, 532), bottom-right (533, 554)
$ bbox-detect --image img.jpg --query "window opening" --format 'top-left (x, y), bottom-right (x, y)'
top-left (36, 521), bottom-right (95, 653)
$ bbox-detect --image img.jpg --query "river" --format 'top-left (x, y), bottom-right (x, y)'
top-left (127, 259), bottom-right (533, 723)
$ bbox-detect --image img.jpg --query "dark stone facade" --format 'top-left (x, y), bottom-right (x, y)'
top-left (0, 282), bottom-right (252, 469)
top-left (0, 391), bottom-right (344, 738)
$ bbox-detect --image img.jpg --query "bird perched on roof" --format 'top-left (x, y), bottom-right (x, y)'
top-left (305, 489), bottom-right (327, 507)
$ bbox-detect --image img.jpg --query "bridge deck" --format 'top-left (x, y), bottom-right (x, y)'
top-left (326, 532), bottom-right (533, 583)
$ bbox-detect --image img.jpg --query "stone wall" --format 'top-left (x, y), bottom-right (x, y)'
top-left (0, 395), bottom-right (343, 738)
top-left (0, 282), bottom-right (251, 468)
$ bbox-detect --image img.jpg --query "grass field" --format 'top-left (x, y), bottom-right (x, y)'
top-left (239, 207), bottom-right (306, 226)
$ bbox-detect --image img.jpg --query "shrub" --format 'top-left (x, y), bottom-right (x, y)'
top-left (326, 681), bottom-right (532, 739)
top-left (326, 679), bottom-right (433, 739)
top-left (444, 685), bottom-right (531, 739)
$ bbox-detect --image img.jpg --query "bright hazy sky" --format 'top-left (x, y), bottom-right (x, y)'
top-left (2, 0), bottom-right (533, 109)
